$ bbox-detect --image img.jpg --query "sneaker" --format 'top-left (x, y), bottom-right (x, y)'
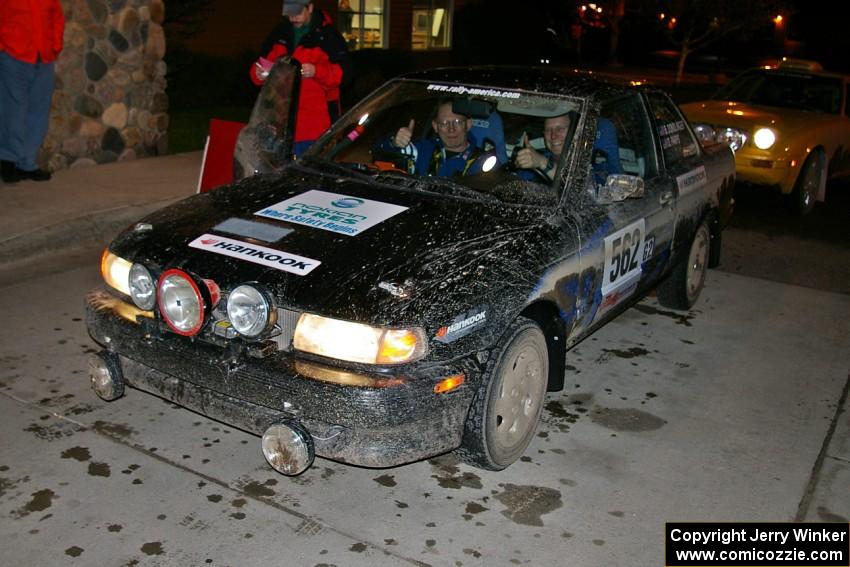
top-left (15, 167), bottom-right (51, 181)
top-left (0, 161), bottom-right (19, 183)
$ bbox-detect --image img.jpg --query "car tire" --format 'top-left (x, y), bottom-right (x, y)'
top-left (456, 317), bottom-right (548, 470)
top-left (791, 150), bottom-right (825, 216)
top-left (657, 219), bottom-right (710, 310)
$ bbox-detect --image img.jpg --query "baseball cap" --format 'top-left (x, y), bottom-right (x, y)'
top-left (282, 1), bottom-right (309, 16)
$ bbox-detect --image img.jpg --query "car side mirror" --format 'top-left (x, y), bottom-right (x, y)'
top-left (597, 174), bottom-right (645, 203)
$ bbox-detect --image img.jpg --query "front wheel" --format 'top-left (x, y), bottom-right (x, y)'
top-left (657, 219), bottom-right (710, 310)
top-left (456, 317), bottom-right (548, 470)
top-left (791, 150), bottom-right (825, 216)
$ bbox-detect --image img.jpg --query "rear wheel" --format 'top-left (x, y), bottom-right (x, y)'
top-left (791, 150), bottom-right (825, 216)
top-left (456, 317), bottom-right (548, 470)
top-left (657, 219), bottom-right (710, 310)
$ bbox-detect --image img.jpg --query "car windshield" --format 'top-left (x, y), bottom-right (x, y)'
top-left (303, 79), bottom-right (581, 206)
top-left (713, 71), bottom-right (842, 114)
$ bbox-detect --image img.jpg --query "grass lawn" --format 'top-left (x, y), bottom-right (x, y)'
top-left (167, 106), bottom-right (252, 154)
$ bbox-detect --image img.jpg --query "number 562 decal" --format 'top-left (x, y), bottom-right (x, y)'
top-left (602, 219), bottom-right (646, 296)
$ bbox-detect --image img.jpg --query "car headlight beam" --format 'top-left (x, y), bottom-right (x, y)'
top-left (753, 127), bottom-right (777, 150)
top-left (293, 313), bottom-right (427, 365)
top-left (226, 284), bottom-right (275, 338)
top-left (101, 250), bottom-right (132, 296)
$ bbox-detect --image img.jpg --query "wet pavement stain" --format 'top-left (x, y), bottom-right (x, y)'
top-left (601, 347), bottom-right (650, 359)
top-left (88, 462), bottom-right (111, 477)
top-left (141, 542), bottom-right (165, 556)
top-left (207, 494), bottom-right (223, 503)
top-left (494, 484), bottom-right (562, 527)
top-left (108, 524), bottom-right (122, 532)
top-left (92, 421), bottom-right (136, 439)
top-left (463, 548), bottom-right (482, 558)
top-left (24, 422), bottom-right (76, 441)
top-left (428, 460), bottom-right (484, 490)
top-left (349, 542), bottom-right (367, 553)
top-left (541, 400), bottom-right (581, 432)
top-left (590, 407), bottom-right (666, 432)
top-left (60, 446), bottom-right (91, 462)
top-left (231, 498), bottom-right (247, 508)
top-left (373, 474), bottom-right (396, 488)
top-left (239, 479), bottom-right (277, 498)
top-left (634, 304), bottom-right (696, 326)
top-left (230, 512), bottom-right (246, 520)
top-left (65, 546), bottom-right (84, 557)
top-left (13, 488), bottom-right (56, 518)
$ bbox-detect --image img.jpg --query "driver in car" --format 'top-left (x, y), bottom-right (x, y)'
top-left (514, 113), bottom-right (573, 181)
top-left (378, 99), bottom-right (497, 177)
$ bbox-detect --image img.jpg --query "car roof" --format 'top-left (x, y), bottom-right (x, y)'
top-left (751, 66), bottom-right (850, 82)
top-left (398, 66), bottom-right (653, 101)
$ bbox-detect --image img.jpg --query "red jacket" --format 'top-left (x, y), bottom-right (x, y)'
top-left (0, 0), bottom-right (65, 64)
top-left (251, 8), bottom-right (351, 143)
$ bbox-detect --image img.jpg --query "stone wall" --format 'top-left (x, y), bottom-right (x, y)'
top-left (43, 0), bottom-right (168, 172)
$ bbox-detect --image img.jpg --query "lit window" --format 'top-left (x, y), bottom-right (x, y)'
top-left (337, 0), bottom-right (385, 50)
top-left (412, 0), bottom-right (452, 50)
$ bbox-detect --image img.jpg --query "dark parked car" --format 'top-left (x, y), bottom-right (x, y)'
top-left (87, 62), bottom-right (735, 476)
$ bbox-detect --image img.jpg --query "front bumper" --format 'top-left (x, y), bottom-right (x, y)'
top-left (734, 151), bottom-right (799, 194)
top-left (85, 290), bottom-right (477, 468)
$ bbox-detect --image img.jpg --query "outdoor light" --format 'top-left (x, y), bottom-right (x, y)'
top-left (226, 284), bottom-right (275, 338)
top-left (128, 263), bottom-right (156, 311)
top-left (753, 128), bottom-right (777, 150)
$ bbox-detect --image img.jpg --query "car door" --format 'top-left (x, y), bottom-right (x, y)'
top-left (575, 93), bottom-right (675, 332)
top-left (233, 57), bottom-right (301, 179)
top-left (644, 91), bottom-right (708, 263)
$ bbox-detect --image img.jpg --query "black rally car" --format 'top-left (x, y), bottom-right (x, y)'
top-left (87, 62), bottom-right (735, 475)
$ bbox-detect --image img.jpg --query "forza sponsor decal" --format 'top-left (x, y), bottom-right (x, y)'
top-left (602, 219), bottom-right (645, 297)
top-left (435, 307), bottom-right (488, 344)
top-left (254, 190), bottom-right (408, 236)
top-left (189, 234), bottom-right (320, 275)
top-left (676, 166), bottom-right (708, 195)
top-left (596, 279), bottom-right (639, 320)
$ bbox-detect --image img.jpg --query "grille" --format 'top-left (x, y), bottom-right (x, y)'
top-left (273, 308), bottom-right (301, 351)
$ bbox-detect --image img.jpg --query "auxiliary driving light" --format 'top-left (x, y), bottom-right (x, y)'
top-left (227, 284), bottom-right (274, 337)
top-left (261, 421), bottom-right (315, 476)
top-left (89, 351), bottom-right (125, 401)
top-left (158, 269), bottom-right (206, 336)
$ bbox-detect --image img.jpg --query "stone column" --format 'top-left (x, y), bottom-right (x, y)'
top-left (43, 0), bottom-right (168, 171)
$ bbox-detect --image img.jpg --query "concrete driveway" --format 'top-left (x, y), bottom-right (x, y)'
top-left (0, 260), bottom-right (848, 566)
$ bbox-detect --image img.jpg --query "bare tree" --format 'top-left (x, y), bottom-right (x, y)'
top-left (652, 0), bottom-right (782, 83)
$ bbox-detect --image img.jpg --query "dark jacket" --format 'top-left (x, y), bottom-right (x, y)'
top-left (377, 135), bottom-right (497, 177)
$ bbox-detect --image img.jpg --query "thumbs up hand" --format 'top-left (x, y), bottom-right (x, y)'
top-left (394, 119), bottom-right (415, 148)
top-left (515, 133), bottom-right (547, 170)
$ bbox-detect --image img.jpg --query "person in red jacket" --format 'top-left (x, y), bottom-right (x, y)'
top-left (0, 0), bottom-right (65, 183)
top-left (251, 0), bottom-right (352, 156)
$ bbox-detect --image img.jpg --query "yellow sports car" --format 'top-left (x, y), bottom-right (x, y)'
top-left (680, 60), bottom-right (850, 214)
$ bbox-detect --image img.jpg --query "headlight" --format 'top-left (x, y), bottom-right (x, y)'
top-left (692, 123), bottom-right (716, 144)
top-left (128, 263), bottom-right (156, 310)
top-left (157, 269), bottom-right (205, 336)
top-left (716, 127), bottom-right (747, 152)
top-left (690, 124), bottom-right (747, 152)
top-left (226, 284), bottom-right (276, 338)
top-left (101, 250), bottom-right (132, 296)
top-left (293, 314), bottom-right (427, 365)
top-left (753, 127), bottom-right (777, 150)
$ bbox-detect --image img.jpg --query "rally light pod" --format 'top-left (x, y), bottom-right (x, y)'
top-left (89, 351), bottom-right (125, 401)
top-left (261, 421), bottom-right (315, 476)
top-left (157, 269), bottom-right (208, 336)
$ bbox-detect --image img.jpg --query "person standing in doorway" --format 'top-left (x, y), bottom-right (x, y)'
top-left (251, 1), bottom-right (352, 156)
top-left (0, 0), bottom-right (65, 183)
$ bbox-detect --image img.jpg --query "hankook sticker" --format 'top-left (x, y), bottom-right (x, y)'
top-left (435, 306), bottom-right (488, 343)
top-left (676, 166), bottom-right (708, 195)
top-left (189, 234), bottom-right (320, 275)
top-left (254, 190), bottom-right (408, 236)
